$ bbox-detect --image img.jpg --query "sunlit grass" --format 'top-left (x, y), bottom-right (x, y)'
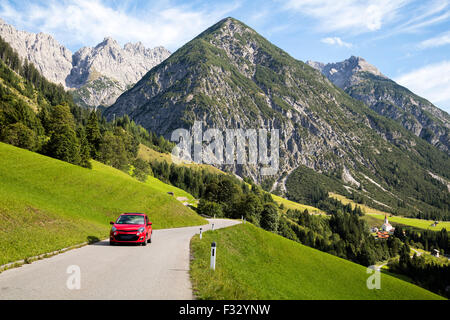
top-left (0, 142), bottom-right (205, 265)
top-left (366, 213), bottom-right (450, 231)
top-left (138, 144), bottom-right (225, 175)
top-left (190, 223), bottom-right (444, 300)
top-left (271, 194), bottom-right (324, 214)
top-left (329, 192), bottom-right (449, 231)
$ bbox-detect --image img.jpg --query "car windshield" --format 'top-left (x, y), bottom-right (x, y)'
top-left (115, 215), bottom-right (145, 225)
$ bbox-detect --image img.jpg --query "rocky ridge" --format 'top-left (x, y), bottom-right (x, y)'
top-left (307, 56), bottom-right (450, 153)
top-left (106, 18), bottom-right (447, 182)
top-left (0, 18), bottom-right (170, 107)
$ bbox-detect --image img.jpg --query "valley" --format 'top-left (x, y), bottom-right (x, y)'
top-left (0, 13), bottom-right (448, 301)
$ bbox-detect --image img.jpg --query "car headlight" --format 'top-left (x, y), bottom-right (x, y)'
top-left (138, 227), bottom-right (145, 233)
top-left (111, 226), bottom-right (117, 232)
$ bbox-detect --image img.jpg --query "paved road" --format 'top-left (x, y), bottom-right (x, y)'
top-left (410, 248), bottom-right (423, 257)
top-left (0, 219), bottom-right (240, 300)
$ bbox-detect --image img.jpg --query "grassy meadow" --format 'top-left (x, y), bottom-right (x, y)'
top-left (329, 192), bottom-right (450, 231)
top-left (271, 194), bottom-right (323, 214)
top-left (0, 142), bottom-right (205, 265)
top-left (366, 213), bottom-right (450, 231)
top-left (138, 144), bottom-right (225, 175)
top-left (190, 223), bottom-right (444, 300)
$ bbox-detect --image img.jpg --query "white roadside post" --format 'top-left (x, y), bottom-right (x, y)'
top-left (210, 242), bottom-right (216, 270)
top-left (199, 227), bottom-right (202, 240)
top-left (211, 223), bottom-right (215, 231)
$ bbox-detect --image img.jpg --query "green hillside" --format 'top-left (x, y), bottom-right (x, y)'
top-left (366, 213), bottom-right (450, 231)
top-left (271, 194), bottom-right (323, 214)
top-left (329, 192), bottom-right (450, 231)
top-left (190, 223), bottom-right (444, 300)
top-left (105, 17), bottom-right (450, 222)
top-left (0, 142), bottom-right (206, 266)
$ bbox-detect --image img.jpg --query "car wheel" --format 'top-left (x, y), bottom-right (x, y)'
top-left (148, 233), bottom-right (152, 243)
top-left (142, 235), bottom-right (147, 246)
top-left (110, 240), bottom-right (115, 246)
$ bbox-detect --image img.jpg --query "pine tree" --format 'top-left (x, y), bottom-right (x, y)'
top-left (97, 131), bottom-right (128, 170)
top-left (77, 127), bottom-right (92, 169)
top-left (0, 122), bottom-right (37, 151)
top-left (399, 243), bottom-right (410, 269)
top-left (260, 202), bottom-right (279, 232)
top-left (44, 105), bottom-right (81, 165)
top-left (85, 111), bottom-right (101, 158)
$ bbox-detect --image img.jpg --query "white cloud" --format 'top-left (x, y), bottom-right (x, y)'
top-left (392, 0), bottom-right (450, 34)
top-left (282, 0), bottom-right (450, 40)
top-left (418, 31), bottom-right (450, 49)
top-left (282, 0), bottom-right (410, 34)
top-left (321, 37), bottom-right (352, 48)
top-left (0, 0), bottom-right (240, 51)
top-left (395, 61), bottom-right (450, 112)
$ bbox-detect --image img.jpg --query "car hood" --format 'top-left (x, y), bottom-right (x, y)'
top-left (113, 224), bottom-right (144, 231)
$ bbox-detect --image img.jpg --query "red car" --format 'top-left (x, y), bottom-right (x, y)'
top-left (109, 213), bottom-right (153, 246)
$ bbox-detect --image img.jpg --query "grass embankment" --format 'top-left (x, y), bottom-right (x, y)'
top-left (138, 144), bottom-right (225, 175)
top-left (190, 223), bottom-right (444, 300)
top-left (0, 142), bottom-right (206, 265)
top-left (329, 192), bottom-right (389, 215)
top-left (144, 175), bottom-right (197, 207)
top-left (271, 194), bottom-right (323, 214)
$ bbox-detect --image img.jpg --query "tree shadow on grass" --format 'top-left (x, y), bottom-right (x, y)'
top-left (380, 269), bottom-right (414, 284)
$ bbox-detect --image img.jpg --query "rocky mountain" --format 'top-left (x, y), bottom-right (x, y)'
top-left (307, 56), bottom-right (450, 154)
top-left (0, 18), bottom-right (73, 86)
top-left (0, 18), bottom-right (170, 108)
top-left (68, 37), bottom-right (170, 107)
top-left (105, 17), bottom-right (449, 219)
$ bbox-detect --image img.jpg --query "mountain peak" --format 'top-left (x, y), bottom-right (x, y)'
top-left (124, 41), bottom-right (146, 52)
top-left (306, 60), bottom-right (325, 72)
top-left (218, 16), bottom-right (241, 26)
top-left (219, 17), bottom-right (253, 32)
top-left (0, 18), bottom-right (73, 86)
top-left (345, 55), bottom-right (383, 76)
top-left (308, 56), bottom-right (450, 153)
top-left (96, 36), bottom-right (120, 49)
top-left (348, 55), bottom-right (363, 61)
top-left (197, 16), bottom-right (252, 39)
top-left (307, 56), bottom-right (386, 89)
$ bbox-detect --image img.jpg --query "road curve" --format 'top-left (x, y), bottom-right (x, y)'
top-left (0, 218), bottom-right (240, 300)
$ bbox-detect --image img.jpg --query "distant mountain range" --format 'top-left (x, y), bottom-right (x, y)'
top-left (306, 56), bottom-right (450, 153)
top-left (1, 16), bottom-right (448, 220)
top-left (0, 18), bottom-right (170, 108)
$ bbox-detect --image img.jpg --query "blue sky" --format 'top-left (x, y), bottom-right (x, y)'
top-left (1, 0), bottom-right (450, 112)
